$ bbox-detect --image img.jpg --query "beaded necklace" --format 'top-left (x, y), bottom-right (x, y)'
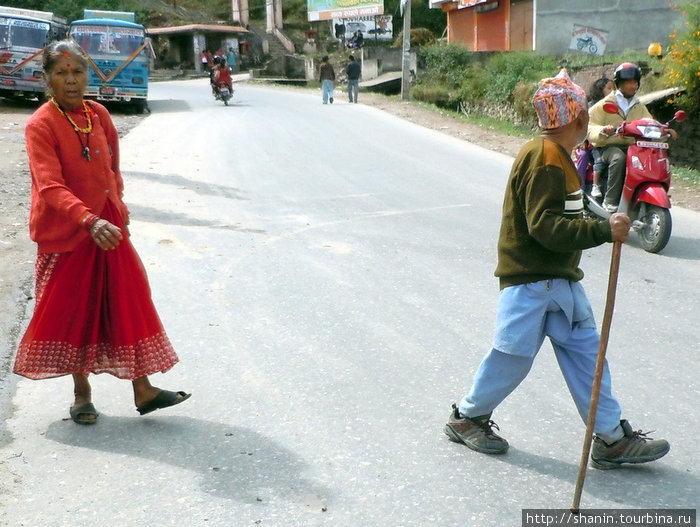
top-left (51, 97), bottom-right (92, 161)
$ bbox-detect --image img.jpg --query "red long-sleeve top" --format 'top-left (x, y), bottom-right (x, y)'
top-left (25, 100), bottom-right (129, 253)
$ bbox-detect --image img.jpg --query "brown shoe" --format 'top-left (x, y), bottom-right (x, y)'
top-left (444, 403), bottom-right (509, 454)
top-left (591, 419), bottom-right (670, 470)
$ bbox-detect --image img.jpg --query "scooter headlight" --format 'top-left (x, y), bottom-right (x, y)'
top-left (630, 155), bottom-right (644, 170)
top-left (638, 125), bottom-right (663, 139)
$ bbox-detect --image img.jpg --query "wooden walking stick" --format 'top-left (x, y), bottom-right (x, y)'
top-left (571, 241), bottom-right (622, 513)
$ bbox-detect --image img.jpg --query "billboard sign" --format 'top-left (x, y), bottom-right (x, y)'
top-left (569, 24), bottom-right (608, 56)
top-left (333, 15), bottom-right (392, 41)
top-left (308, 0), bottom-right (384, 22)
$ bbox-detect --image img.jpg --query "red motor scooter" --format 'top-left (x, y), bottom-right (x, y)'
top-left (584, 102), bottom-right (687, 253)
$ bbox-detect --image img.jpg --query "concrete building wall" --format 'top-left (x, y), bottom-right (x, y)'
top-left (535, 0), bottom-right (683, 55)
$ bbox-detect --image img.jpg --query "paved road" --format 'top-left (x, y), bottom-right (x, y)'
top-left (1, 80), bottom-right (698, 526)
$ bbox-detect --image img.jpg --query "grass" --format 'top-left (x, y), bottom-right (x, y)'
top-left (672, 165), bottom-right (700, 185)
top-left (410, 100), bottom-right (534, 137)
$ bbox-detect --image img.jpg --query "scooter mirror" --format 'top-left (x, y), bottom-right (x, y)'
top-left (603, 102), bottom-right (620, 114)
top-left (674, 110), bottom-right (687, 123)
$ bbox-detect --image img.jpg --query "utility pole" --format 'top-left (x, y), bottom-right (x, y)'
top-left (401, 0), bottom-right (411, 100)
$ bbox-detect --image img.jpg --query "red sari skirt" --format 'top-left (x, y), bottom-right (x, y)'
top-left (14, 200), bottom-right (179, 380)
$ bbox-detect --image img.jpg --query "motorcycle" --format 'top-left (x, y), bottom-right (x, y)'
top-left (214, 82), bottom-right (233, 106)
top-left (583, 102), bottom-right (686, 253)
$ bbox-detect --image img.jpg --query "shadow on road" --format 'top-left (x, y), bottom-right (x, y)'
top-left (499, 446), bottom-right (698, 508)
top-left (45, 415), bottom-right (329, 507)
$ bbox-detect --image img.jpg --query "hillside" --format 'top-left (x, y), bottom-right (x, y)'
top-left (138, 0), bottom-right (231, 27)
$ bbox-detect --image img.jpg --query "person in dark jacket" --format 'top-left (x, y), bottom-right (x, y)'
top-left (444, 69), bottom-right (669, 470)
top-left (319, 55), bottom-right (335, 104)
top-left (345, 55), bottom-right (361, 103)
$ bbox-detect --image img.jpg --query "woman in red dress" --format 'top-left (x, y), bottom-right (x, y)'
top-left (14, 40), bottom-right (190, 424)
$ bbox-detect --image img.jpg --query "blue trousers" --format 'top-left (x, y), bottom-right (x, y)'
top-left (322, 80), bottom-right (334, 104)
top-left (347, 79), bottom-right (359, 102)
top-left (459, 279), bottom-right (623, 443)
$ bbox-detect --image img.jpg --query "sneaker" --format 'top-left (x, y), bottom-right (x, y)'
top-left (444, 403), bottom-right (509, 454)
top-left (591, 420), bottom-right (670, 470)
top-left (603, 202), bottom-right (618, 213)
top-left (591, 184), bottom-right (602, 198)
top-left (330, 97), bottom-right (334, 104)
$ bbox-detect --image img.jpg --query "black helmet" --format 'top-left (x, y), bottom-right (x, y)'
top-left (613, 62), bottom-right (641, 86)
top-left (213, 56), bottom-right (222, 65)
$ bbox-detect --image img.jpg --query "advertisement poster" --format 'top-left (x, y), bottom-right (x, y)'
top-left (569, 24), bottom-right (608, 56)
top-left (308, 0), bottom-right (384, 22)
top-left (333, 15), bottom-right (392, 41)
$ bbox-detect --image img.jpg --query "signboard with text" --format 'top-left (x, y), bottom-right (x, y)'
top-left (333, 15), bottom-right (392, 41)
top-left (308, 0), bottom-right (384, 22)
top-left (569, 24), bottom-right (608, 56)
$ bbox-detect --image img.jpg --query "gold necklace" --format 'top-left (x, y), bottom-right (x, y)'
top-left (51, 97), bottom-right (92, 134)
top-left (51, 97), bottom-right (93, 161)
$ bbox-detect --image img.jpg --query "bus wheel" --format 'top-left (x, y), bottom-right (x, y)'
top-left (134, 100), bottom-right (148, 114)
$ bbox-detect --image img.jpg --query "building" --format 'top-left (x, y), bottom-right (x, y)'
top-left (429, 0), bottom-right (683, 55)
top-left (147, 24), bottom-right (249, 72)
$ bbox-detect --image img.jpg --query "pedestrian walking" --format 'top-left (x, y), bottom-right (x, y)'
top-left (319, 55), bottom-right (335, 104)
top-left (345, 54), bottom-right (361, 103)
top-left (14, 40), bottom-right (191, 425)
top-left (444, 69), bottom-right (669, 469)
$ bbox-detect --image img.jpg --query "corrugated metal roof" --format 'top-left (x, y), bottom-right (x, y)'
top-left (147, 24), bottom-right (248, 35)
top-left (638, 87), bottom-right (685, 106)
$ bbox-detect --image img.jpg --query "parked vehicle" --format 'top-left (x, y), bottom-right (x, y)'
top-left (583, 102), bottom-right (687, 253)
top-left (69, 10), bottom-right (153, 113)
top-left (0, 6), bottom-right (67, 101)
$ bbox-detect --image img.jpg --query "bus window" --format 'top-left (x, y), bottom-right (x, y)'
top-left (111, 28), bottom-right (144, 55)
top-left (9, 19), bottom-right (49, 49)
top-left (0, 19), bottom-right (9, 48)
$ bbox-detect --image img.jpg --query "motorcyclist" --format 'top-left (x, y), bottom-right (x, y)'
top-left (212, 57), bottom-right (233, 98)
top-left (587, 62), bottom-right (677, 212)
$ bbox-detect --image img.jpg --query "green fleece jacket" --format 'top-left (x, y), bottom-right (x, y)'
top-left (495, 137), bottom-right (613, 289)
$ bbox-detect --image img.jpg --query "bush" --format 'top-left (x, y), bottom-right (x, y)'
top-left (393, 28), bottom-right (437, 49)
top-left (419, 43), bottom-right (474, 87)
top-left (664, 0), bottom-right (700, 115)
top-left (483, 51), bottom-right (560, 103)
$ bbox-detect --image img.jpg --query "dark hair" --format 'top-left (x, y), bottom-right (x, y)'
top-left (349, 55), bottom-right (355, 61)
top-left (588, 77), bottom-right (611, 105)
top-left (43, 39), bottom-right (89, 75)
top-left (321, 55), bottom-right (329, 62)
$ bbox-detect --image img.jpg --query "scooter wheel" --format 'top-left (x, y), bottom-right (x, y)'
top-left (637, 205), bottom-right (672, 253)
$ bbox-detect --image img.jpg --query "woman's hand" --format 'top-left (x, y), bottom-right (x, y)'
top-left (88, 218), bottom-right (123, 250)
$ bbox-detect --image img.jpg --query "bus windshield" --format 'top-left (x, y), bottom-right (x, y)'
top-left (70, 24), bottom-right (145, 56)
top-left (0, 17), bottom-right (50, 50)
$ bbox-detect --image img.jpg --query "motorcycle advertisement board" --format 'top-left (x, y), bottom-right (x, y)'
top-left (569, 24), bottom-right (608, 56)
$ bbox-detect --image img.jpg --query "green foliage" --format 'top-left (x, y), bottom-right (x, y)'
top-left (282, 0), bottom-right (308, 21)
top-left (664, 0), bottom-right (700, 115)
top-left (385, 0), bottom-right (446, 39)
top-left (393, 28), bottom-right (436, 49)
top-left (419, 43), bottom-right (473, 86)
top-left (3, 0), bottom-right (149, 25)
top-left (483, 51), bottom-right (559, 103)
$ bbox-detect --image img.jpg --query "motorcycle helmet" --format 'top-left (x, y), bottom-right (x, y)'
top-left (613, 62), bottom-right (642, 86)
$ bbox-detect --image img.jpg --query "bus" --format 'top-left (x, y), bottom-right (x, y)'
top-left (0, 6), bottom-right (67, 101)
top-left (69, 10), bottom-right (153, 113)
